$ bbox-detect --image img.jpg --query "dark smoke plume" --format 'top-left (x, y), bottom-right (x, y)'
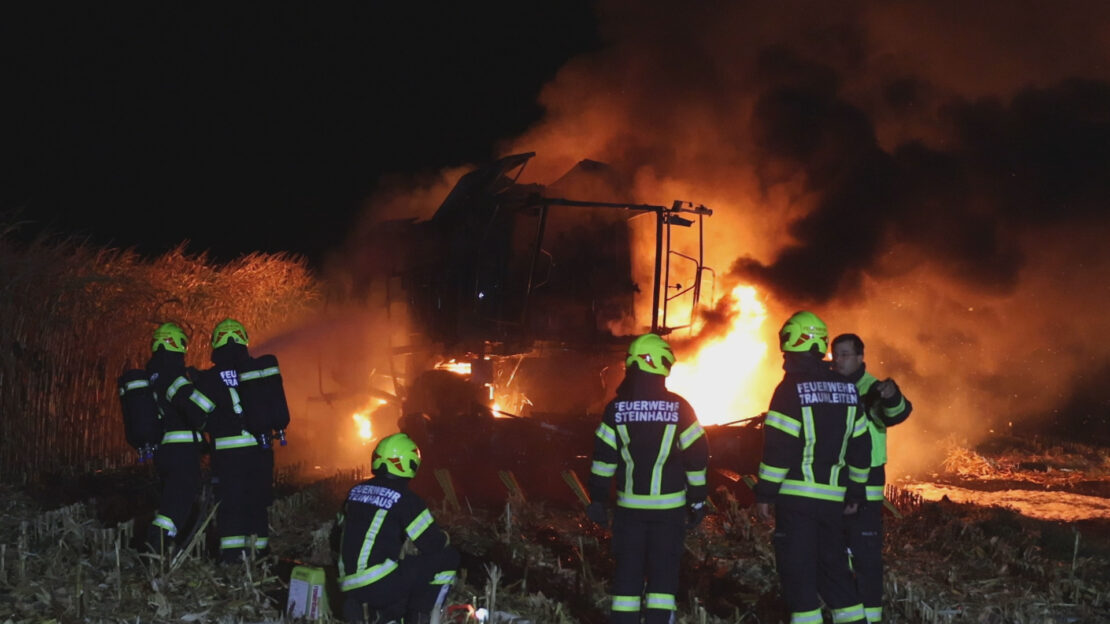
top-left (345, 1), bottom-right (1110, 469)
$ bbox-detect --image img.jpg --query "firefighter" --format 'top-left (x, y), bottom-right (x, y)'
top-left (754, 311), bottom-right (869, 624)
top-left (193, 318), bottom-right (274, 563)
top-left (145, 322), bottom-right (215, 555)
top-left (832, 333), bottom-right (913, 624)
top-left (586, 333), bottom-right (709, 624)
top-left (335, 432), bottom-right (459, 624)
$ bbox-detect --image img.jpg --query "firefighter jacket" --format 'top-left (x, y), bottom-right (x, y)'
top-left (845, 363), bottom-right (912, 502)
top-left (754, 352), bottom-right (870, 505)
top-left (336, 475), bottom-right (452, 593)
top-left (194, 343), bottom-right (259, 450)
top-left (845, 364), bottom-right (912, 467)
top-left (146, 349), bottom-right (214, 446)
top-left (588, 368), bottom-right (709, 511)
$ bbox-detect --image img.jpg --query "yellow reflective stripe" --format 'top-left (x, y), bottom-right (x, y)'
top-left (791, 609), bottom-right (823, 624)
top-left (831, 405), bottom-right (857, 486)
top-left (229, 387), bottom-right (243, 414)
top-left (801, 406), bottom-right (816, 482)
top-left (612, 595), bottom-right (641, 612)
top-left (239, 366), bottom-right (280, 380)
top-left (595, 423), bottom-right (617, 449)
top-left (616, 490), bottom-right (685, 509)
top-left (339, 559), bottom-right (399, 591)
top-left (865, 485), bottom-right (885, 502)
top-left (645, 593), bottom-right (675, 610)
top-left (214, 431), bottom-right (258, 449)
top-left (765, 410), bottom-right (801, 437)
top-left (123, 379), bottom-right (150, 391)
top-left (406, 509), bottom-right (433, 541)
top-left (166, 376), bottom-right (189, 400)
top-left (221, 535), bottom-right (247, 549)
top-left (432, 570), bottom-right (456, 585)
top-left (152, 514), bottom-right (177, 536)
top-left (865, 606), bottom-right (883, 623)
top-left (650, 425), bottom-right (676, 495)
top-left (189, 390), bottom-right (214, 413)
top-left (686, 469), bottom-right (706, 486)
top-left (832, 603), bottom-right (866, 623)
top-left (853, 412), bottom-right (868, 437)
top-left (591, 460), bottom-right (617, 477)
top-left (617, 425), bottom-right (635, 495)
top-left (848, 464), bottom-right (869, 484)
top-left (779, 479), bottom-right (846, 502)
top-left (758, 462), bottom-right (788, 483)
top-left (161, 430), bottom-right (199, 444)
top-left (357, 509), bottom-right (386, 573)
top-left (678, 421), bottom-right (704, 449)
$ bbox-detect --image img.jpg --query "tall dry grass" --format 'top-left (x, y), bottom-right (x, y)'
top-left (0, 225), bottom-right (319, 484)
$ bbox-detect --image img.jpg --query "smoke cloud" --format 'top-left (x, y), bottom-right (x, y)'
top-left (338, 0), bottom-right (1110, 476)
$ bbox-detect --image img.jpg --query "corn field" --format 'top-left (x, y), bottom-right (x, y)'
top-left (0, 225), bottom-right (319, 484)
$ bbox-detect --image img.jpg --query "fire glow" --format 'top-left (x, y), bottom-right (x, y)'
top-left (668, 285), bottom-right (775, 426)
top-left (352, 398), bottom-right (388, 443)
top-left (352, 412), bottom-right (373, 441)
top-left (434, 359), bottom-right (471, 376)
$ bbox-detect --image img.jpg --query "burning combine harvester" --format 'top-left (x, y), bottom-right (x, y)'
top-left (342, 152), bottom-right (763, 507)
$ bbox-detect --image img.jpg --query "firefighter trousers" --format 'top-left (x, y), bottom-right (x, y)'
top-left (844, 501), bottom-right (884, 623)
top-left (211, 445), bottom-right (270, 562)
top-left (609, 506), bottom-right (685, 624)
top-left (342, 546), bottom-right (460, 624)
top-left (772, 496), bottom-right (866, 624)
top-left (147, 443), bottom-right (203, 554)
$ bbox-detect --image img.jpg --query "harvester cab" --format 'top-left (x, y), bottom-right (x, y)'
top-left (341, 152), bottom-right (722, 505)
top-left (391, 152), bottom-right (714, 355)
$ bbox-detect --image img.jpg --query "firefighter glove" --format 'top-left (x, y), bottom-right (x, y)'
top-left (686, 501), bottom-right (706, 530)
top-left (586, 502), bottom-right (610, 528)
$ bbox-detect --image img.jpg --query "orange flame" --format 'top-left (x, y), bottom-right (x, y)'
top-left (352, 412), bottom-right (373, 441)
top-left (352, 399), bottom-right (388, 443)
top-left (434, 359), bottom-right (472, 375)
top-left (669, 285), bottom-right (775, 425)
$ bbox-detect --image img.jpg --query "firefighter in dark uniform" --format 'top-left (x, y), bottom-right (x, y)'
top-left (586, 333), bottom-right (710, 624)
top-left (234, 321), bottom-right (292, 553)
top-left (335, 432), bottom-right (459, 624)
top-left (146, 322), bottom-right (215, 555)
top-left (832, 333), bottom-right (913, 624)
top-left (754, 311), bottom-right (869, 624)
top-left (194, 318), bottom-right (273, 563)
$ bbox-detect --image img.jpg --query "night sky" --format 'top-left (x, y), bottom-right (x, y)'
top-left (1, 2), bottom-right (600, 266)
top-left (6, 1), bottom-right (1110, 446)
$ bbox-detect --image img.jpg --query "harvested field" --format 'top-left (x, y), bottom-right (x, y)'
top-left (2, 436), bottom-right (1109, 623)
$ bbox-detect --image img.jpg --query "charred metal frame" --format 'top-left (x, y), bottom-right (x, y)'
top-left (531, 197), bottom-right (713, 335)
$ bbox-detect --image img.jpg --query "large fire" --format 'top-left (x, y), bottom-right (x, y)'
top-left (668, 284), bottom-right (777, 426)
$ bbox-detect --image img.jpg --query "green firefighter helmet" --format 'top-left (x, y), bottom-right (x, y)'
top-left (625, 333), bottom-right (676, 377)
top-left (779, 310), bottom-right (828, 354)
top-left (372, 433), bottom-right (422, 478)
top-left (151, 322), bottom-right (188, 353)
top-left (211, 318), bottom-right (249, 348)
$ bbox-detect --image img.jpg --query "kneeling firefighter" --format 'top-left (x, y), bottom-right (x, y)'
top-left (335, 433), bottom-right (459, 624)
top-left (194, 318), bottom-right (276, 562)
top-left (587, 333), bottom-right (710, 624)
